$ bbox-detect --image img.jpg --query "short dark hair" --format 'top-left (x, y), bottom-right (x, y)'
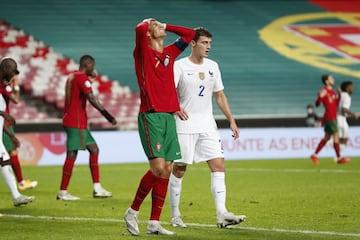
top-left (79, 55), bottom-right (95, 68)
top-left (321, 74), bottom-right (330, 85)
top-left (340, 80), bottom-right (353, 92)
top-left (193, 27), bottom-right (212, 42)
top-left (0, 58), bottom-right (20, 81)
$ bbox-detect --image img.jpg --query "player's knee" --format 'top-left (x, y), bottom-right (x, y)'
top-left (67, 151), bottom-right (77, 160)
top-left (208, 158), bottom-right (225, 172)
top-left (172, 163), bottom-right (187, 178)
top-left (151, 165), bottom-right (168, 177)
top-left (88, 145), bottom-right (99, 155)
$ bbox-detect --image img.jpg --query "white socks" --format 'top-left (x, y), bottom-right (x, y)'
top-left (169, 172), bottom-right (183, 218)
top-left (169, 171), bottom-right (228, 218)
top-left (94, 182), bottom-right (102, 192)
top-left (1, 165), bottom-right (21, 200)
top-left (211, 172), bottom-right (227, 216)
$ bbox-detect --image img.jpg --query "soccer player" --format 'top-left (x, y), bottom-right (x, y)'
top-left (124, 18), bottom-right (195, 236)
top-left (168, 27), bottom-right (246, 228)
top-left (337, 81), bottom-right (358, 154)
top-left (0, 58), bottom-right (34, 206)
top-left (2, 73), bottom-right (38, 190)
top-left (310, 74), bottom-right (350, 165)
top-left (57, 55), bottom-right (117, 201)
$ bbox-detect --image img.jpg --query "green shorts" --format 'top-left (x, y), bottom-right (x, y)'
top-left (138, 112), bottom-right (181, 161)
top-left (3, 125), bottom-right (15, 152)
top-left (324, 120), bottom-right (338, 134)
top-left (64, 127), bottom-right (96, 151)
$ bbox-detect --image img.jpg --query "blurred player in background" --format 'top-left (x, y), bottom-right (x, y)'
top-left (305, 104), bottom-right (321, 127)
top-left (124, 18), bottom-right (195, 236)
top-left (57, 54), bottom-right (117, 201)
top-left (2, 72), bottom-right (38, 190)
top-left (337, 81), bottom-right (358, 155)
top-left (168, 27), bottom-right (246, 228)
top-left (310, 74), bottom-right (350, 165)
top-left (0, 58), bottom-right (34, 206)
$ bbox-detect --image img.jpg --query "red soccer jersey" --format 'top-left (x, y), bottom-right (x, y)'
top-left (315, 87), bottom-right (340, 122)
top-left (62, 70), bottom-right (93, 129)
top-left (134, 22), bottom-right (195, 113)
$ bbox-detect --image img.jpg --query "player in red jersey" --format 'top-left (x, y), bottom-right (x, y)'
top-left (124, 18), bottom-right (195, 236)
top-left (57, 55), bottom-right (117, 201)
top-left (1, 73), bottom-right (38, 191)
top-left (310, 74), bottom-right (350, 165)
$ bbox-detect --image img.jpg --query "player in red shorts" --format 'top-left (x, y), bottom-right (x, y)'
top-left (124, 18), bottom-right (195, 236)
top-left (57, 55), bottom-right (117, 201)
top-left (310, 74), bottom-right (350, 165)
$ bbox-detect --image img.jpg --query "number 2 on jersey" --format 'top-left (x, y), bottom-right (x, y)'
top-left (199, 85), bottom-right (205, 96)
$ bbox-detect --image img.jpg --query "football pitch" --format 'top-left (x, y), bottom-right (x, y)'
top-left (0, 158), bottom-right (359, 240)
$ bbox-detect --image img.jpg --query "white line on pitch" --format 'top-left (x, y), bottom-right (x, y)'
top-left (187, 167), bottom-right (360, 174)
top-left (231, 168), bottom-right (360, 174)
top-left (3, 214), bottom-right (360, 237)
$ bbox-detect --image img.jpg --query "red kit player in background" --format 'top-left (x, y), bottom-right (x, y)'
top-left (124, 18), bottom-right (195, 236)
top-left (57, 55), bottom-right (117, 201)
top-left (310, 74), bottom-right (350, 165)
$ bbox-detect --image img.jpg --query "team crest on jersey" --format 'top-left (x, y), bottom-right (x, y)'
top-left (164, 54), bottom-right (170, 67)
top-left (259, 12), bottom-right (360, 79)
top-left (198, 72), bottom-right (205, 80)
top-left (155, 142), bottom-right (162, 152)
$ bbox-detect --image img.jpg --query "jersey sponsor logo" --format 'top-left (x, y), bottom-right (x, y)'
top-left (199, 72), bottom-right (205, 80)
top-left (259, 13), bottom-right (360, 79)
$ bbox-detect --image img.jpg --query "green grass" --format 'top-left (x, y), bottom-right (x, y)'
top-left (1, 158), bottom-right (359, 240)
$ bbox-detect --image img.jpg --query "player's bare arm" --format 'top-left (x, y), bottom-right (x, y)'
top-left (342, 107), bottom-right (359, 119)
top-left (86, 92), bottom-right (117, 125)
top-left (0, 110), bottom-right (16, 126)
top-left (214, 90), bottom-right (239, 139)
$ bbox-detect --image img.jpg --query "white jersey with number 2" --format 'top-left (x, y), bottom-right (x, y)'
top-left (174, 57), bottom-right (224, 133)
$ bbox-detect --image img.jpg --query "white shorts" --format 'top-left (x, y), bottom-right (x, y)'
top-left (337, 116), bottom-right (349, 139)
top-left (174, 132), bottom-right (224, 165)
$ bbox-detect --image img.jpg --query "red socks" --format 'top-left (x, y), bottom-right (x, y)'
top-left (315, 138), bottom-right (327, 154)
top-left (10, 154), bottom-right (23, 183)
top-left (90, 154), bottom-right (100, 183)
top-left (334, 142), bottom-right (340, 158)
top-left (131, 170), bottom-right (157, 211)
top-left (60, 157), bottom-right (75, 190)
top-left (150, 177), bottom-right (169, 221)
top-left (130, 170), bottom-right (170, 221)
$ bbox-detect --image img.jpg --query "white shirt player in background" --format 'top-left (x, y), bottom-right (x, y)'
top-left (0, 58), bottom-right (34, 207)
top-left (168, 27), bottom-right (246, 228)
top-left (337, 81), bottom-right (358, 155)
